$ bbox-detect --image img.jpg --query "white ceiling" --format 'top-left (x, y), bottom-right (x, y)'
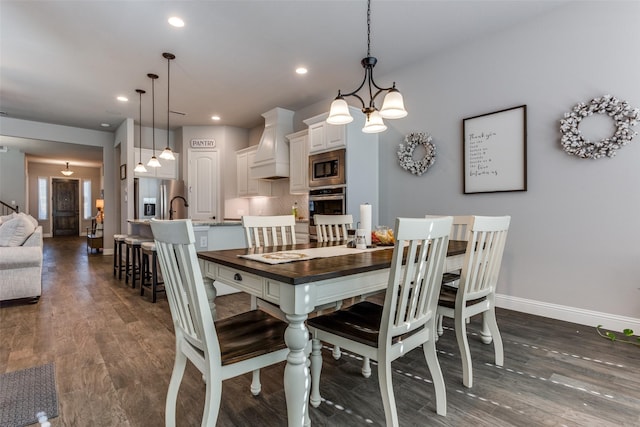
top-left (0, 0), bottom-right (568, 165)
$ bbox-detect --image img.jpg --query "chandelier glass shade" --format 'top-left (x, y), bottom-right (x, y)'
top-left (159, 52), bottom-right (175, 160)
top-left (61, 162), bottom-right (74, 176)
top-left (147, 73), bottom-right (161, 168)
top-left (134, 88), bottom-right (147, 173)
top-left (326, 0), bottom-right (407, 133)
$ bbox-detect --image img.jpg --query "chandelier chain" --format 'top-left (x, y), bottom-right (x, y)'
top-left (366, 0), bottom-right (371, 57)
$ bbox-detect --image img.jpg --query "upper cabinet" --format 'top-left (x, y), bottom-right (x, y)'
top-left (287, 130), bottom-right (309, 195)
top-left (237, 146), bottom-right (272, 197)
top-left (304, 113), bottom-right (347, 154)
top-left (133, 148), bottom-right (178, 180)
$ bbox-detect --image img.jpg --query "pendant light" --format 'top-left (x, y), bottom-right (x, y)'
top-left (61, 162), bottom-right (74, 176)
top-left (327, 0), bottom-right (407, 133)
top-left (147, 73), bottom-right (161, 168)
top-left (134, 89), bottom-right (147, 173)
top-left (159, 52), bottom-right (176, 160)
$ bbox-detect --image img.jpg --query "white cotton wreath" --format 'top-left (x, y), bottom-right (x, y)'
top-left (397, 132), bottom-right (436, 176)
top-left (559, 94), bottom-right (639, 159)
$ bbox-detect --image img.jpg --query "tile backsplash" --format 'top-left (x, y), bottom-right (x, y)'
top-left (248, 179), bottom-right (309, 219)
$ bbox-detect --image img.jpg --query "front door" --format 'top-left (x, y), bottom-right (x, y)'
top-left (52, 178), bottom-right (79, 236)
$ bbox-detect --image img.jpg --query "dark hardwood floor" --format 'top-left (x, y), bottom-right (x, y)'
top-left (1, 236), bottom-right (639, 426)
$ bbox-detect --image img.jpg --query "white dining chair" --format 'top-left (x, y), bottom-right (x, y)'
top-left (314, 214), bottom-right (353, 243)
top-left (241, 215), bottom-right (297, 316)
top-left (432, 215), bottom-right (474, 336)
top-left (313, 214), bottom-right (358, 366)
top-left (308, 216), bottom-right (452, 425)
top-left (437, 215), bottom-right (510, 388)
top-left (242, 214), bottom-right (297, 248)
top-left (149, 219), bottom-right (292, 426)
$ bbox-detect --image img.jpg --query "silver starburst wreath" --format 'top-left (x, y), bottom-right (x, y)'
top-left (559, 94), bottom-right (639, 159)
top-left (397, 132), bottom-right (436, 176)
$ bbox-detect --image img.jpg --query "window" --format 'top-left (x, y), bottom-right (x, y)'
top-left (83, 179), bottom-right (92, 220)
top-left (38, 177), bottom-right (48, 220)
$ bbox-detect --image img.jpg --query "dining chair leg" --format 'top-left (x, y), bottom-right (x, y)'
top-left (484, 309), bottom-right (504, 366)
top-left (377, 356), bottom-right (398, 427)
top-left (423, 338), bottom-right (447, 416)
top-left (454, 313), bottom-right (473, 388)
top-left (250, 370), bottom-right (261, 395)
top-left (332, 345), bottom-right (341, 359)
top-left (309, 338), bottom-right (323, 408)
top-left (437, 314), bottom-right (444, 337)
top-left (480, 316), bottom-right (493, 344)
top-left (361, 357), bottom-right (371, 378)
top-left (166, 345), bottom-right (188, 427)
top-left (202, 371), bottom-right (222, 427)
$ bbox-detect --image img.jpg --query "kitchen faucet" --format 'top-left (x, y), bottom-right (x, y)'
top-left (169, 196), bottom-right (189, 220)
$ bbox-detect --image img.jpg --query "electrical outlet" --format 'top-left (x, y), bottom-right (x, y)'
top-left (200, 236), bottom-right (208, 248)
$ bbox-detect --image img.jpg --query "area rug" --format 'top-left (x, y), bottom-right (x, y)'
top-left (0, 363), bottom-right (58, 427)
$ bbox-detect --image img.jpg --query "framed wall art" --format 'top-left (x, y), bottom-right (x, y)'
top-left (463, 105), bottom-right (527, 194)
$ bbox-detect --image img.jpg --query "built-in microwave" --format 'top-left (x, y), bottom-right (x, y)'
top-left (308, 148), bottom-right (346, 188)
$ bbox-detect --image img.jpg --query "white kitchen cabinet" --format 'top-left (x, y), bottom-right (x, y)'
top-left (287, 130), bottom-right (309, 194)
top-left (133, 147), bottom-right (178, 179)
top-left (304, 107), bottom-right (380, 227)
top-left (237, 146), bottom-right (271, 197)
top-left (304, 110), bottom-right (352, 154)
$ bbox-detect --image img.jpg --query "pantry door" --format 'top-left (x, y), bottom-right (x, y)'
top-left (188, 150), bottom-right (219, 221)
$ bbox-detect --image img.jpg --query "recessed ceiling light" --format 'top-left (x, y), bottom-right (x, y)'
top-left (100, 123), bottom-right (110, 128)
top-left (296, 67), bottom-right (308, 75)
top-left (168, 16), bottom-right (185, 27)
top-left (211, 115), bottom-right (221, 121)
top-left (117, 96), bottom-right (128, 102)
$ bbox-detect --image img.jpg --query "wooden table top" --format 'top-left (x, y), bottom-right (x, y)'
top-left (197, 240), bottom-right (467, 286)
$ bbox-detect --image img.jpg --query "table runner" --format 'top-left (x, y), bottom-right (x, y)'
top-left (239, 244), bottom-right (394, 264)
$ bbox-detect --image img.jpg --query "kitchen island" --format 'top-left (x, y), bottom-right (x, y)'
top-left (127, 219), bottom-right (246, 296)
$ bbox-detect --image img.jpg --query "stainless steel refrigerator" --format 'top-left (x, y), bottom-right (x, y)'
top-left (134, 178), bottom-right (187, 220)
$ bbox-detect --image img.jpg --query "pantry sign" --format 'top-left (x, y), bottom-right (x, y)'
top-left (190, 139), bottom-right (216, 149)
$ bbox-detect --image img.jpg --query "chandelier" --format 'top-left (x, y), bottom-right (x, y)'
top-left (134, 88), bottom-right (147, 173)
top-left (326, 0), bottom-right (407, 133)
top-left (61, 162), bottom-right (74, 176)
top-left (159, 52), bottom-right (176, 160)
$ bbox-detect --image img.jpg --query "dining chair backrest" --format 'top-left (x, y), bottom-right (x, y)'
top-left (242, 215), bottom-right (297, 248)
top-left (150, 219), bottom-right (218, 364)
top-left (450, 215), bottom-right (474, 241)
top-left (459, 215), bottom-right (511, 300)
top-left (381, 216), bottom-right (453, 346)
top-left (314, 214), bottom-right (353, 243)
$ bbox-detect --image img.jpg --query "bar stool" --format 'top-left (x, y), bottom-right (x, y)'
top-left (113, 234), bottom-right (128, 279)
top-left (125, 235), bottom-right (153, 288)
top-left (140, 241), bottom-right (165, 303)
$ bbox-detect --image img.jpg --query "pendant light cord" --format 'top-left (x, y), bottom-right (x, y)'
top-left (167, 56), bottom-right (170, 146)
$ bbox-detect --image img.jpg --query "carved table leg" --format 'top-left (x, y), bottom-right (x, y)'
top-left (203, 277), bottom-right (217, 320)
top-left (284, 313), bottom-right (310, 427)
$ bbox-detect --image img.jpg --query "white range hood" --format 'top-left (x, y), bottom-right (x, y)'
top-left (250, 107), bottom-right (294, 180)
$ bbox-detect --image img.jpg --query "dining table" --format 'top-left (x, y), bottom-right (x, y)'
top-left (197, 239), bottom-right (467, 426)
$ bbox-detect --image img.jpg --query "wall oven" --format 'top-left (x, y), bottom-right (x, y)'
top-left (308, 187), bottom-right (346, 241)
top-left (308, 148), bottom-right (345, 188)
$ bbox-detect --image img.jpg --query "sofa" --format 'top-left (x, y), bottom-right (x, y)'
top-left (0, 212), bottom-right (43, 302)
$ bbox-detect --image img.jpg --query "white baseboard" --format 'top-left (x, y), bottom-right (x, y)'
top-left (496, 293), bottom-right (640, 333)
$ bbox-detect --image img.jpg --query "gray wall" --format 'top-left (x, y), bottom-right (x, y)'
top-left (375, 2), bottom-right (639, 326)
top-left (0, 148), bottom-right (25, 210)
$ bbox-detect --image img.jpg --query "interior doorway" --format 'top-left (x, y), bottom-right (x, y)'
top-left (52, 178), bottom-right (79, 236)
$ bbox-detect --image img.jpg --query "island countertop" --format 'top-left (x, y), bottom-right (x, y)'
top-left (127, 219), bottom-right (242, 227)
